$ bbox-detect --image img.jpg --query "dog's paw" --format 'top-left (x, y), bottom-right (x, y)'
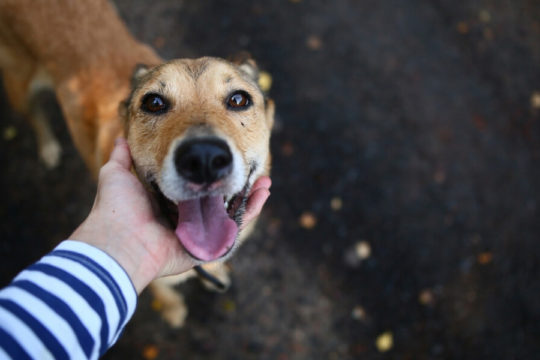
top-left (39, 140), bottom-right (62, 169)
top-left (162, 302), bottom-right (188, 328)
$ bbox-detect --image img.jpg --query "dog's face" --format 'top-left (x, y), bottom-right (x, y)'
top-left (122, 57), bottom-right (274, 263)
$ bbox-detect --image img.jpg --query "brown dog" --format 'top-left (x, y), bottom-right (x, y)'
top-left (0, 0), bottom-right (274, 327)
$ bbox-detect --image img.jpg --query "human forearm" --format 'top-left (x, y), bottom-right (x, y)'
top-left (0, 241), bottom-right (137, 360)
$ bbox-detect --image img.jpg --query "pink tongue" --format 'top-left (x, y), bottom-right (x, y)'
top-left (175, 195), bottom-right (238, 261)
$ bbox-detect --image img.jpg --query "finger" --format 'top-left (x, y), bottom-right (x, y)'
top-left (250, 176), bottom-right (272, 195)
top-left (109, 137), bottom-right (132, 170)
top-left (166, 251), bottom-right (196, 276)
top-left (241, 187), bottom-right (271, 229)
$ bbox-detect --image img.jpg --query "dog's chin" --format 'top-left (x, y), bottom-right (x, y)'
top-left (150, 178), bottom-right (251, 263)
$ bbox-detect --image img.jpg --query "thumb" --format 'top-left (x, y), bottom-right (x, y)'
top-left (109, 137), bottom-right (132, 170)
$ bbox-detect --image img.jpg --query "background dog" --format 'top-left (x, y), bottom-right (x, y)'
top-left (0, 0), bottom-right (274, 327)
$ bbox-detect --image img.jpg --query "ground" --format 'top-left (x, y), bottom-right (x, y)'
top-left (1, 0), bottom-right (539, 359)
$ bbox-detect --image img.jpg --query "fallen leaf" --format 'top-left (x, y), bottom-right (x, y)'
top-left (351, 306), bottom-right (366, 321)
top-left (355, 241), bottom-right (371, 260)
top-left (151, 299), bottom-right (163, 312)
top-left (223, 299), bottom-right (236, 313)
top-left (479, 10), bottom-right (491, 23)
top-left (419, 289), bottom-right (435, 306)
top-left (477, 252), bottom-right (493, 265)
top-left (299, 212), bottom-right (317, 229)
top-left (306, 35), bottom-right (323, 50)
top-left (375, 331), bottom-right (393, 352)
top-left (456, 21), bottom-right (469, 34)
top-left (344, 241), bottom-right (372, 267)
top-left (142, 344), bottom-right (159, 360)
top-left (433, 169), bottom-right (446, 184)
top-left (258, 71), bottom-right (273, 92)
top-left (281, 141), bottom-right (294, 156)
top-left (3, 126), bottom-right (17, 141)
top-left (330, 197), bottom-right (343, 211)
top-left (531, 91), bottom-right (540, 109)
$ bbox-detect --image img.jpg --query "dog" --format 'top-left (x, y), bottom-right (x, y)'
top-left (0, 0), bottom-right (274, 327)
top-left (122, 58), bottom-right (275, 326)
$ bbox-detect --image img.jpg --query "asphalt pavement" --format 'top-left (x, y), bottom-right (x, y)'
top-left (1, 0), bottom-right (539, 358)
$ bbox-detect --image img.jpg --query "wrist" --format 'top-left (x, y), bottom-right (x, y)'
top-left (70, 222), bottom-right (162, 294)
top-left (102, 243), bottom-right (159, 294)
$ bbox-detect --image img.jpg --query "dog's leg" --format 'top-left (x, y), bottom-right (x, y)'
top-left (2, 66), bottom-right (61, 168)
top-left (149, 272), bottom-right (198, 328)
top-left (149, 265), bottom-right (231, 327)
top-left (27, 70), bottom-right (62, 168)
top-left (27, 93), bottom-right (62, 168)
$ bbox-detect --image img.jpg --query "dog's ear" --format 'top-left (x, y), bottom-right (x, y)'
top-left (238, 59), bottom-right (259, 84)
top-left (131, 64), bottom-right (151, 88)
top-left (119, 64), bottom-right (152, 121)
top-left (230, 51), bottom-right (260, 83)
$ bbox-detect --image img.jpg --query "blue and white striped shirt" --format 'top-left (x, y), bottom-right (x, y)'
top-left (0, 241), bottom-right (137, 359)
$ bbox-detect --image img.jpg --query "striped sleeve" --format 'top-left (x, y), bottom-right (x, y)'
top-left (0, 240), bottom-right (137, 360)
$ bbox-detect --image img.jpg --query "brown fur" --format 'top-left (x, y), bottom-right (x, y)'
top-left (0, 0), bottom-right (274, 327)
top-left (0, 0), bottom-right (159, 171)
top-left (124, 58), bottom-right (273, 177)
top-left (122, 58), bottom-right (274, 327)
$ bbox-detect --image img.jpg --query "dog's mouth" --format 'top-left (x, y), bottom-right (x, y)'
top-left (150, 168), bottom-right (253, 262)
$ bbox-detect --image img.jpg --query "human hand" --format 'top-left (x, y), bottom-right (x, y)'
top-left (70, 138), bottom-right (271, 293)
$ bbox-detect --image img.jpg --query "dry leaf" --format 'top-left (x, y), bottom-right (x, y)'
top-left (151, 299), bottom-right (163, 312)
top-left (351, 306), bottom-right (366, 321)
top-left (142, 345), bottom-right (159, 360)
top-left (531, 91), bottom-right (540, 109)
top-left (3, 126), bottom-right (17, 141)
top-left (375, 331), bottom-right (393, 352)
top-left (419, 289), bottom-right (435, 306)
top-left (477, 252), bottom-right (493, 265)
top-left (281, 142), bottom-right (294, 156)
top-left (223, 299), bottom-right (236, 313)
top-left (330, 197), bottom-right (343, 211)
top-left (433, 169), bottom-right (446, 184)
top-left (306, 35), bottom-right (323, 50)
top-left (299, 212), bottom-right (317, 229)
top-left (479, 10), bottom-right (491, 23)
top-left (456, 21), bottom-right (469, 34)
top-left (355, 241), bottom-right (371, 260)
top-left (258, 71), bottom-right (273, 92)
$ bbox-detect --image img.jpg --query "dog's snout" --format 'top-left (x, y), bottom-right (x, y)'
top-left (175, 139), bottom-right (233, 185)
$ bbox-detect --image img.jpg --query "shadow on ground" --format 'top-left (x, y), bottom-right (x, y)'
top-left (1, 0), bottom-right (539, 358)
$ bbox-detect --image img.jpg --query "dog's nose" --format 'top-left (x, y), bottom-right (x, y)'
top-left (175, 138), bottom-right (233, 184)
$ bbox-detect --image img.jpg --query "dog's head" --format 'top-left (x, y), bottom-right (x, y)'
top-left (121, 57), bottom-right (274, 263)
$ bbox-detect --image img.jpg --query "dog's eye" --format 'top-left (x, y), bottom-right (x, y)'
top-left (227, 91), bottom-right (251, 110)
top-left (141, 93), bottom-right (169, 114)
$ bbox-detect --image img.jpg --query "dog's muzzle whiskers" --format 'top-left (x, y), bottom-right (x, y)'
top-left (227, 163), bottom-right (257, 228)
